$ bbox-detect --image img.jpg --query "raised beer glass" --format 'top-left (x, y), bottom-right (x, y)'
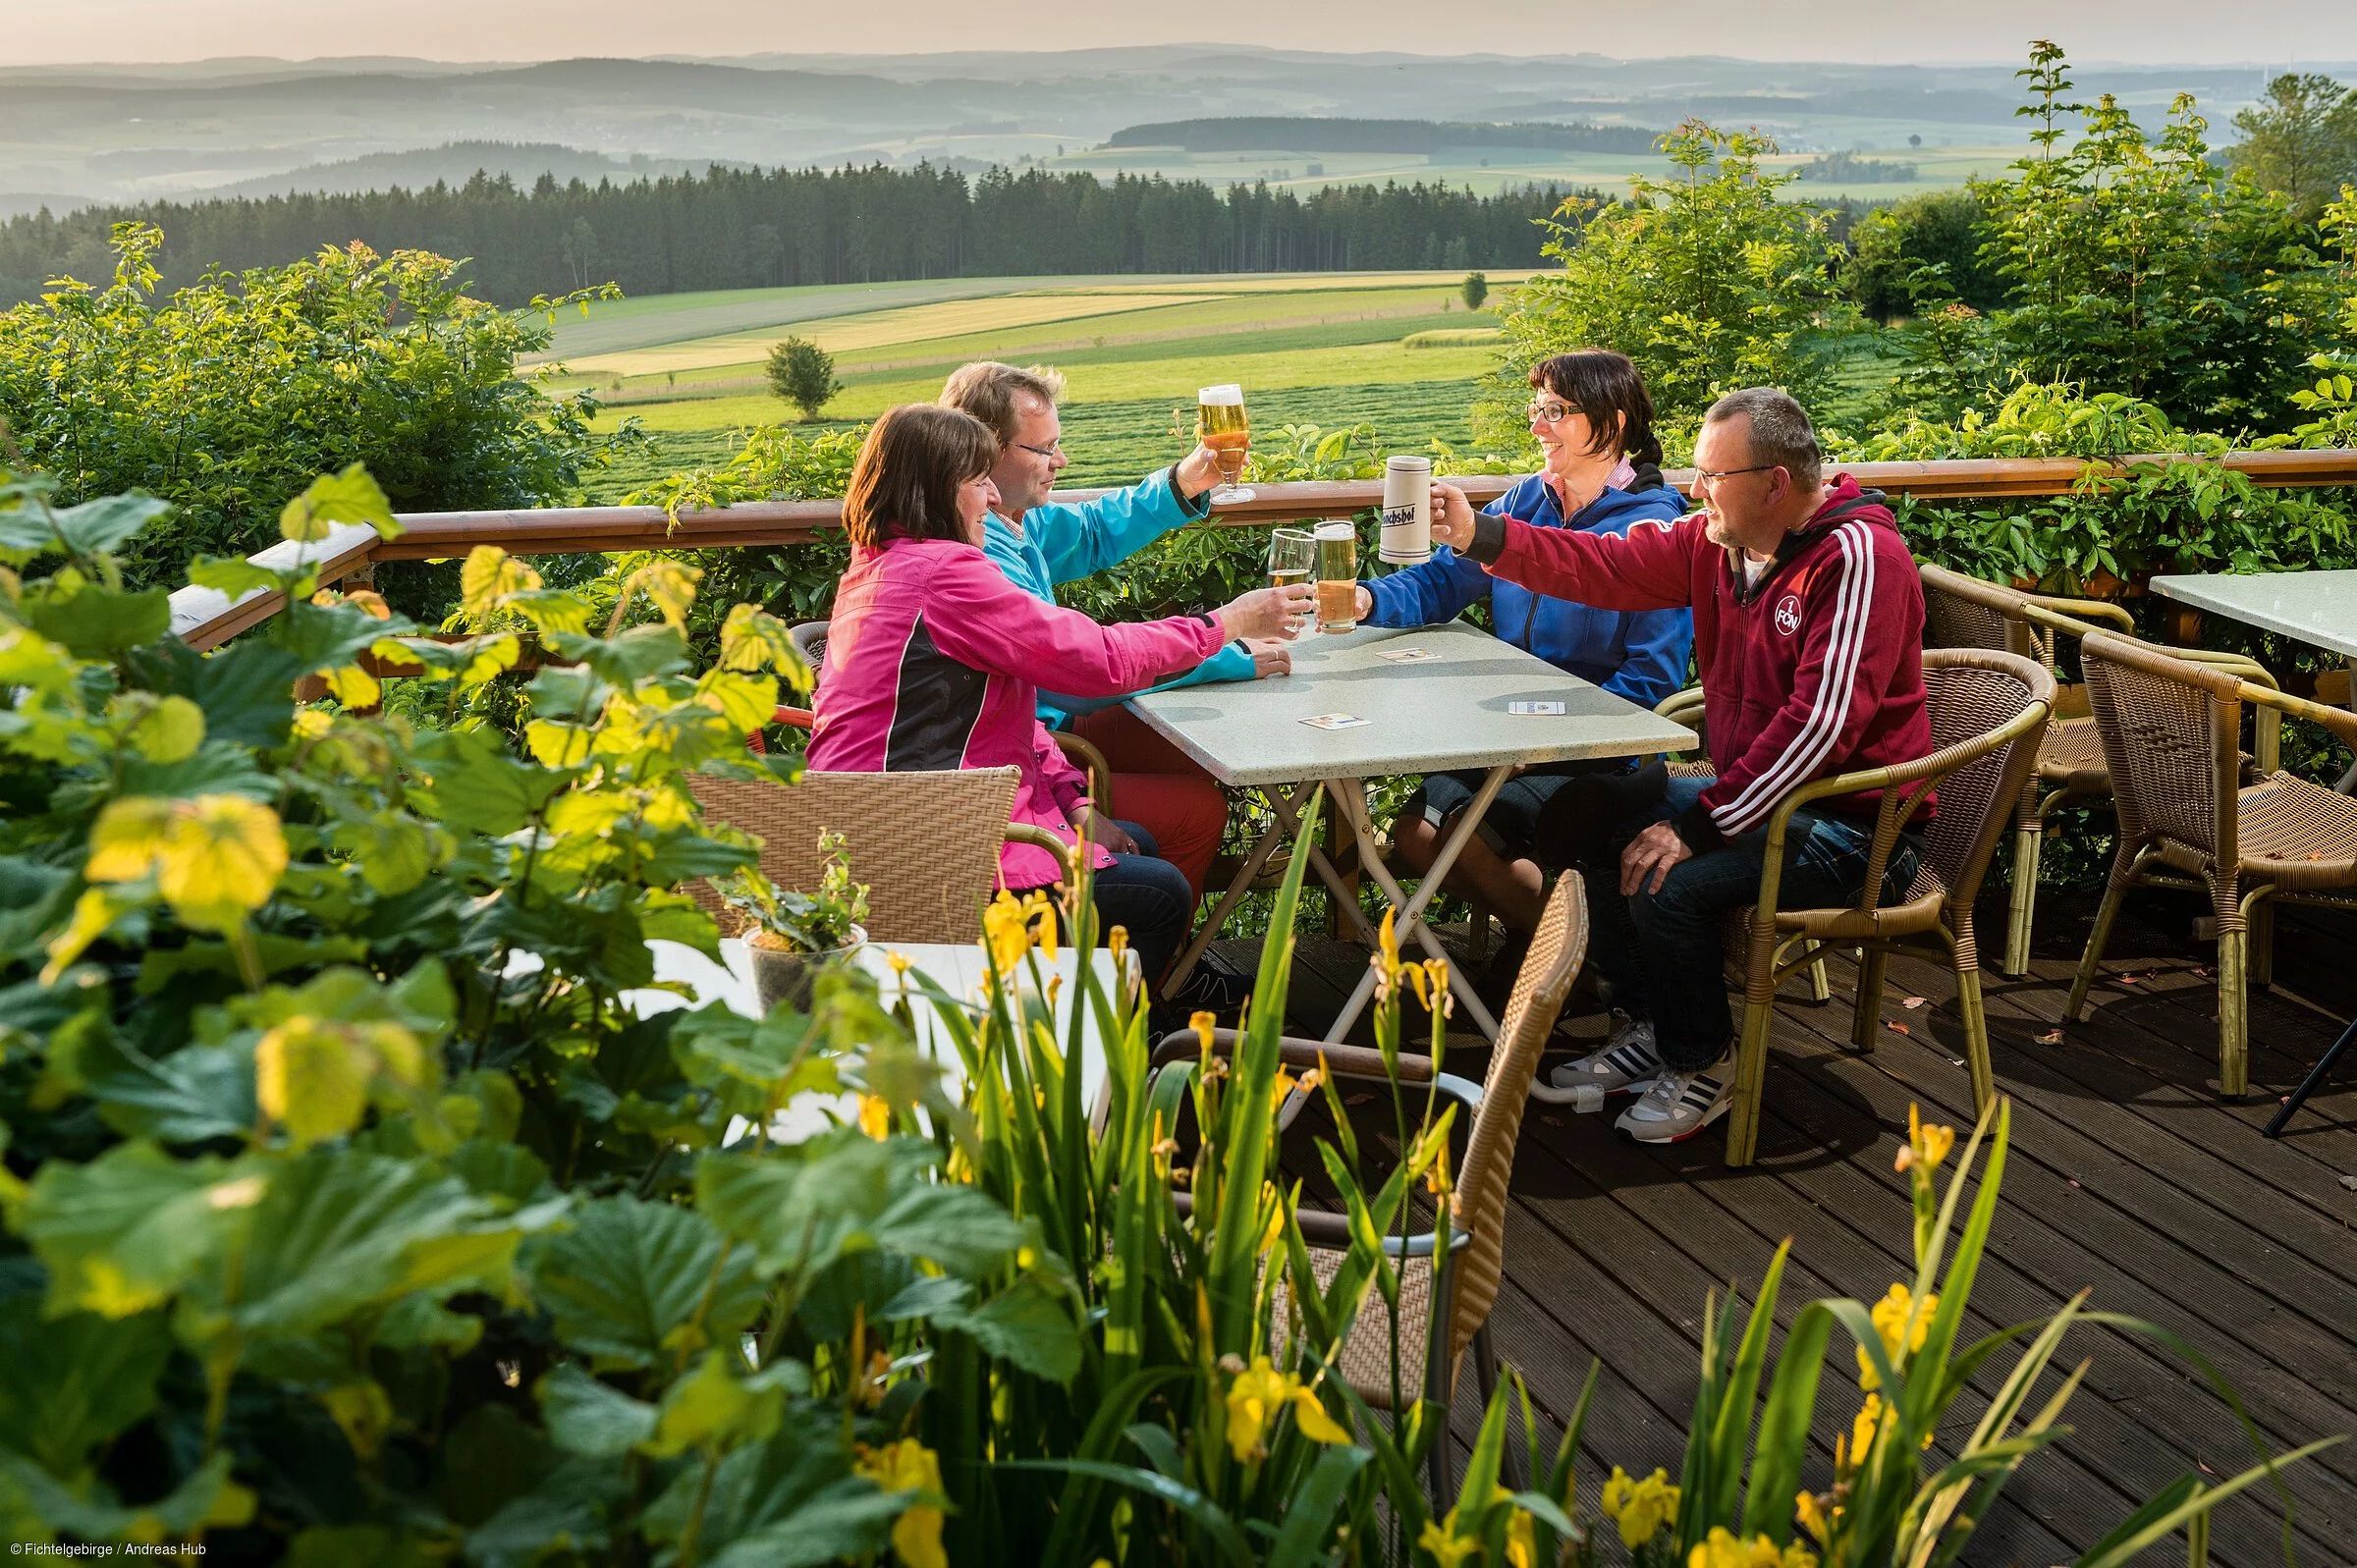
top-left (1196, 382), bottom-right (1254, 505)
top-left (1268, 527), bottom-right (1315, 638)
top-left (1313, 520), bottom-right (1358, 634)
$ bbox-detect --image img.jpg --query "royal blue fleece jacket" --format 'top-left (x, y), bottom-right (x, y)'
top-left (979, 462), bottom-right (1258, 728)
top-left (1363, 470), bottom-right (1694, 711)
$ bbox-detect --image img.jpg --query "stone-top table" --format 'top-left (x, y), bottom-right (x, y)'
top-left (1130, 621), bottom-right (1695, 1042)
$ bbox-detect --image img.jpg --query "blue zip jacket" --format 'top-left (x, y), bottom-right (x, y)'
top-left (1364, 470), bottom-right (1694, 710)
top-left (980, 462), bottom-right (1258, 727)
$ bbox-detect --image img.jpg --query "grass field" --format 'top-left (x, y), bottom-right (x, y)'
top-left (585, 376), bottom-right (1509, 503)
top-left (558, 271), bottom-right (1526, 497)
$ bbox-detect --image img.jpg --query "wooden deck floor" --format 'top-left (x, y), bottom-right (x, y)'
top-left (1217, 887), bottom-right (2357, 1567)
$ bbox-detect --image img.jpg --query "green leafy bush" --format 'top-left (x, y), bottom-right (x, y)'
top-left (0, 222), bottom-right (621, 592)
top-left (1498, 121), bottom-right (1851, 435)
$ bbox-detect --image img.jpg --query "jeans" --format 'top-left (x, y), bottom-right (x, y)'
top-left (1014, 821), bottom-right (1195, 989)
top-left (1583, 777), bottom-right (1920, 1071)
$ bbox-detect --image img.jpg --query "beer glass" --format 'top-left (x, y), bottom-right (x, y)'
top-left (1313, 520), bottom-right (1358, 634)
top-left (1268, 527), bottom-right (1315, 638)
top-left (1196, 383), bottom-right (1253, 505)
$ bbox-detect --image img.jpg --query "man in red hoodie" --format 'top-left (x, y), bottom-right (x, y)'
top-left (1430, 387), bottom-right (1932, 1144)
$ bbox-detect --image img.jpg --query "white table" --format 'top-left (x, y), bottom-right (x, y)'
top-left (2153, 568), bottom-right (2357, 791)
top-left (1129, 621), bottom-right (1695, 1042)
top-left (630, 938), bottom-right (1131, 1138)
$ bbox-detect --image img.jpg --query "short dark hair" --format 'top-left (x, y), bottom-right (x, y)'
top-left (842, 405), bottom-right (1001, 549)
top-left (1703, 387), bottom-right (1821, 489)
top-left (1529, 350), bottom-right (1662, 467)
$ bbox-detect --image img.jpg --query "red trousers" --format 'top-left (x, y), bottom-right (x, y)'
top-left (1069, 705), bottom-right (1229, 904)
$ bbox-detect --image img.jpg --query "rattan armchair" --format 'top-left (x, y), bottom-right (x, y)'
top-left (1149, 873), bottom-right (1588, 1494)
top-left (1917, 565), bottom-right (2281, 977)
top-left (1725, 649), bottom-right (2055, 1167)
top-left (687, 766), bottom-right (1074, 946)
top-left (2063, 632), bottom-right (2357, 1100)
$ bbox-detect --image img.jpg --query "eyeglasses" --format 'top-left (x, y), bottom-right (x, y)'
top-left (1525, 400), bottom-right (1576, 425)
top-left (1692, 463), bottom-right (1778, 488)
top-left (1014, 439), bottom-right (1064, 460)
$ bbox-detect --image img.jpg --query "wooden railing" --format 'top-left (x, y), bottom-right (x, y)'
top-left (168, 448), bottom-right (2357, 652)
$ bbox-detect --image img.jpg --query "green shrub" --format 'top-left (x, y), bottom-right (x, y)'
top-left (0, 222), bottom-right (622, 591)
top-left (1498, 120), bottom-right (1851, 436)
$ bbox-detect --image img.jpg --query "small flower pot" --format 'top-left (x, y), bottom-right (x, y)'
top-left (746, 925), bottom-right (866, 1014)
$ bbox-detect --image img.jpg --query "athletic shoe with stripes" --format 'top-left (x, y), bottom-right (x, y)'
top-left (1614, 1057), bottom-right (1734, 1143)
top-left (1548, 1012), bottom-right (1662, 1096)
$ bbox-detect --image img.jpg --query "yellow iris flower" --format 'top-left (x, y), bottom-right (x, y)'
top-left (1224, 1356), bottom-right (1352, 1462)
top-left (1856, 1281), bottom-right (1938, 1390)
top-left (1599, 1465), bottom-right (1680, 1549)
top-left (1686, 1525), bottom-right (1820, 1568)
top-left (853, 1439), bottom-right (947, 1568)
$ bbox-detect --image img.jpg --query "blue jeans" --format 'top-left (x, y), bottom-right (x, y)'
top-left (1585, 777), bottom-right (1920, 1071)
top-left (1015, 821), bottom-right (1195, 988)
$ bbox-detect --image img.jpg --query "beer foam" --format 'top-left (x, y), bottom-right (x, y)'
top-left (1198, 383), bottom-right (1243, 405)
top-left (1314, 520), bottom-right (1355, 540)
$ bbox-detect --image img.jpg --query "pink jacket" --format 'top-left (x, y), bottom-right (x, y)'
top-left (807, 536), bottom-right (1226, 889)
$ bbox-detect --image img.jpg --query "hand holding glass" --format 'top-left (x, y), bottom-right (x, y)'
top-left (1197, 383), bottom-right (1253, 506)
top-left (1216, 582), bottom-right (1317, 642)
top-left (1267, 527), bottom-right (1315, 638)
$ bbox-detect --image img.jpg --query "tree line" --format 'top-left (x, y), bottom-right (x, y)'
top-left (0, 162), bottom-right (1584, 310)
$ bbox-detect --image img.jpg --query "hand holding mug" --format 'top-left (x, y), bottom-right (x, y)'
top-left (1216, 582), bottom-right (1317, 642)
top-left (1427, 481), bottom-right (1480, 552)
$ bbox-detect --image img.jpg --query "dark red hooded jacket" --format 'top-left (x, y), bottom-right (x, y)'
top-left (1464, 475), bottom-right (1933, 854)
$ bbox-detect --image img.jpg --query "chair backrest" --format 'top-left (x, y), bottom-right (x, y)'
top-left (1918, 563), bottom-right (2051, 670)
top-left (687, 766), bottom-right (1021, 945)
top-left (2078, 631), bottom-right (2244, 872)
top-left (1446, 872), bottom-right (1588, 1359)
top-left (1899, 650), bottom-right (2056, 920)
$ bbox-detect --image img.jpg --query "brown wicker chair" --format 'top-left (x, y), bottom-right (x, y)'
top-left (1151, 872), bottom-right (1588, 1494)
top-left (1725, 649), bottom-right (2055, 1167)
top-left (2063, 632), bottom-right (2357, 1099)
top-left (687, 766), bottom-right (1072, 946)
top-left (1916, 565), bottom-right (2281, 978)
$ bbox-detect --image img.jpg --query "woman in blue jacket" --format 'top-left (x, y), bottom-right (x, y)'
top-left (1351, 350), bottom-right (1693, 952)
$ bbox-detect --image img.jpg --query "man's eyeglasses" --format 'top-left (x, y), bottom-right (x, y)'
top-left (1525, 400), bottom-right (1576, 424)
top-left (1692, 463), bottom-right (1778, 488)
top-left (1014, 439), bottom-right (1064, 460)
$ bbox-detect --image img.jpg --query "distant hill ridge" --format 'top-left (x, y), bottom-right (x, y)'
top-left (1106, 117), bottom-right (1662, 155)
top-left (194, 141), bottom-right (727, 200)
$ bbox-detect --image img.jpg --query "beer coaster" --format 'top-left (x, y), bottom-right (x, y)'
top-left (1507, 701), bottom-right (1567, 716)
top-left (1300, 713), bottom-right (1371, 730)
top-left (1376, 646), bottom-right (1437, 663)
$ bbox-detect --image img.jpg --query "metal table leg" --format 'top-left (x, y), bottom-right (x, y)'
top-left (2264, 1012), bottom-right (2357, 1137)
top-left (1317, 768), bottom-right (1508, 1046)
top-left (1159, 781), bottom-right (1315, 997)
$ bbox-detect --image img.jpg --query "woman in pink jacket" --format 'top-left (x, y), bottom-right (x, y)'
top-left (808, 404), bottom-right (1310, 1005)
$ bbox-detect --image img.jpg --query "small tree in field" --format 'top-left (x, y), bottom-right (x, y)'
top-left (1459, 270), bottom-right (1488, 311)
top-left (767, 335), bottom-right (842, 421)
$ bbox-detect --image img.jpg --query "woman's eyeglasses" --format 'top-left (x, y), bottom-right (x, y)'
top-left (1525, 400), bottom-right (1576, 424)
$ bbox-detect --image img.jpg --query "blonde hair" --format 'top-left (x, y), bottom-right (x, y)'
top-left (939, 361), bottom-right (1067, 447)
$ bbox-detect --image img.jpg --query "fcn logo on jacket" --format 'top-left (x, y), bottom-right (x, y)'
top-left (1773, 594), bottom-right (1803, 635)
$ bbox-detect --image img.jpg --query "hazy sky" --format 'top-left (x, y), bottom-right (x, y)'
top-left (8, 0), bottom-right (2357, 67)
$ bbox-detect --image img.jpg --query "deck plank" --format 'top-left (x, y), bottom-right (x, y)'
top-left (1251, 889), bottom-right (2357, 1566)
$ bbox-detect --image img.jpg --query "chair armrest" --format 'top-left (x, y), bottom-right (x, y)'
top-left (1170, 1195), bottom-right (1461, 1258)
top-left (2243, 682), bottom-right (2357, 748)
top-left (772, 706), bottom-right (814, 730)
top-left (1654, 684), bottom-right (1708, 727)
top-left (1153, 1028), bottom-right (1436, 1084)
top-left (1049, 730), bottom-right (1112, 812)
top-left (2021, 593), bottom-right (2137, 633)
top-left (1004, 823), bottom-right (1083, 884)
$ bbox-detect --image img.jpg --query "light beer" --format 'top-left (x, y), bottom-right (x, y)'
top-left (1196, 383), bottom-right (1254, 504)
top-left (1314, 520), bottom-right (1358, 634)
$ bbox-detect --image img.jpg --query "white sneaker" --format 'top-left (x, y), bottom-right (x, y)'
top-left (1615, 1056), bottom-right (1734, 1144)
top-left (1549, 1012), bottom-right (1663, 1096)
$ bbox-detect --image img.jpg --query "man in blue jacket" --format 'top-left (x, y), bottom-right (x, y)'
top-left (943, 360), bottom-right (1288, 1009)
top-left (1350, 350), bottom-right (1695, 957)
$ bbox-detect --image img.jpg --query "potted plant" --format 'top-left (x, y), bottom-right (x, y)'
top-left (719, 829), bottom-right (870, 1012)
